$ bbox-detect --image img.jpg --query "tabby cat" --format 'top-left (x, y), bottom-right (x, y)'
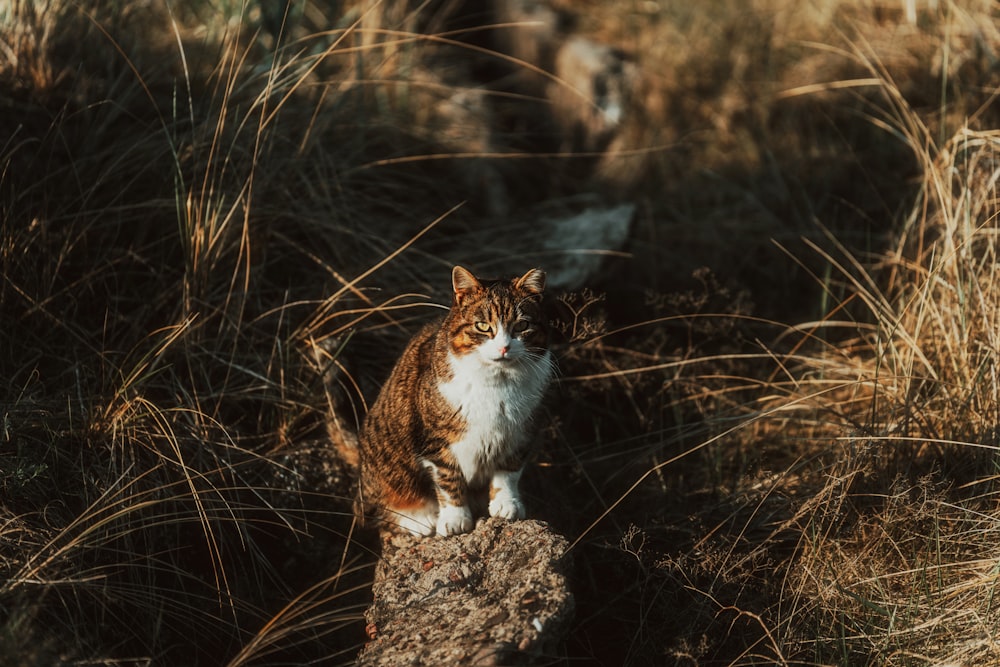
top-left (357, 266), bottom-right (554, 537)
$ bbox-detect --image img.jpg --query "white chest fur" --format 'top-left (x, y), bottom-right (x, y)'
top-left (437, 349), bottom-right (552, 484)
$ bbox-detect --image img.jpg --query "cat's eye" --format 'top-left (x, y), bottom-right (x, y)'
top-left (473, 321), bottom-right (492, 334)
top-left (511, 320), bottom-right (531, 334)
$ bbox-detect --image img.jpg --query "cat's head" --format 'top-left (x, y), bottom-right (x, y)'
top-left (447, 266), bottom-right (548, 365)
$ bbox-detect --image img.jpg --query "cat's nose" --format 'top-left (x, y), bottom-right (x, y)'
top-left (498, 345), bottom-right (509, 357)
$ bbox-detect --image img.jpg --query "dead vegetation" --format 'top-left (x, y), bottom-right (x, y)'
top-left (2, 0), bottom-right (1000, 665)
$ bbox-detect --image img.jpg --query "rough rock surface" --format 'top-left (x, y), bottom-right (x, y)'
top-left (357, 518), bottom-right (574, 666)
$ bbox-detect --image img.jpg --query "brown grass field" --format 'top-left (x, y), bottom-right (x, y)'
top-left (2, 1), bottom-right (1000, 665)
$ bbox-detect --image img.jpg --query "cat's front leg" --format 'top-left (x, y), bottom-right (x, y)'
top-left (489, 468), bottom-right (526, 520)
top-left (421, 457), bottom-right (474, 536)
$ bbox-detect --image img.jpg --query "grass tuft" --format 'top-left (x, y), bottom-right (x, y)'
top-left (3, 0), bottom-right (1000, 665)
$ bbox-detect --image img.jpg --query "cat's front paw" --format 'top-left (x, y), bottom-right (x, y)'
top-left (396, 514), bottom-right (436, 537)
top-left (436, 504), bottom-right (474, 536)
top-left (391, 502), bottom-right (437, 537)
top-left (488, 492), bottom-right (526, 521)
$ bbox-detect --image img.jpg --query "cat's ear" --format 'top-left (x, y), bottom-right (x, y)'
top-left (514, 268), bottom-right (546, 296)
top-left (452, 266), bottom-right (482, 305)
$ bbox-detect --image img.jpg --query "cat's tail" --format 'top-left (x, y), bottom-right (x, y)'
top-left (309, 336), bottom-right (361, 470)
top-left (309, 336), bottom-right (393, 531)
top-left (353, 472), bottom-right (385, 530)
top-left (325, 408), bottom-right (360, 470)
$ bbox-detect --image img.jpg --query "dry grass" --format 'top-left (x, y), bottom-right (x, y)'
top-left (2, 0), bottom-right (1000, 665)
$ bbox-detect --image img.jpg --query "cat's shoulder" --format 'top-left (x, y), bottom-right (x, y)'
top-left (402, 315), bottom-right (445, 353)
top-left (387, 314), bottom-right (448, 385)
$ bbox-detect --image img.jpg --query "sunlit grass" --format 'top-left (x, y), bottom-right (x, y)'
top-left (3, 0), bottom-right (1000, 665)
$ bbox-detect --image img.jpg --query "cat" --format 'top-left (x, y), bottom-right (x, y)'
top-left (357, 265), bottom-right (554, 537)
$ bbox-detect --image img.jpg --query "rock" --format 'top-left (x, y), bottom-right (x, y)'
top-left (357, 518), bottom-right (574, 666)
top-left (549, 36), bottom-right (638, 154)
top-left (451, 197), bottom-right (635, 291)
top-left (539, 202), bottom-right (635, 290)
top-left (492, 0), bottom-right (565, 96)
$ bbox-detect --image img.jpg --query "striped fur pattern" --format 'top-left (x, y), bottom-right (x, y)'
top-left (357, 266), bottom-right (554, 537)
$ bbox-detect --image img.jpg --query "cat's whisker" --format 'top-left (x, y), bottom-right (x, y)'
top-left (523, 347), bottom-right (561, 376)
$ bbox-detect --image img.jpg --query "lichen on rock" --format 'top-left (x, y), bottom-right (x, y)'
top-left (357, 518), bottom-right (574, 666)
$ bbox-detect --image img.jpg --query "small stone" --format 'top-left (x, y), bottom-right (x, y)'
top-left (483, 609), bottom-right (510, 628)
top-left (520, 590), bottom-right (541, 608)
